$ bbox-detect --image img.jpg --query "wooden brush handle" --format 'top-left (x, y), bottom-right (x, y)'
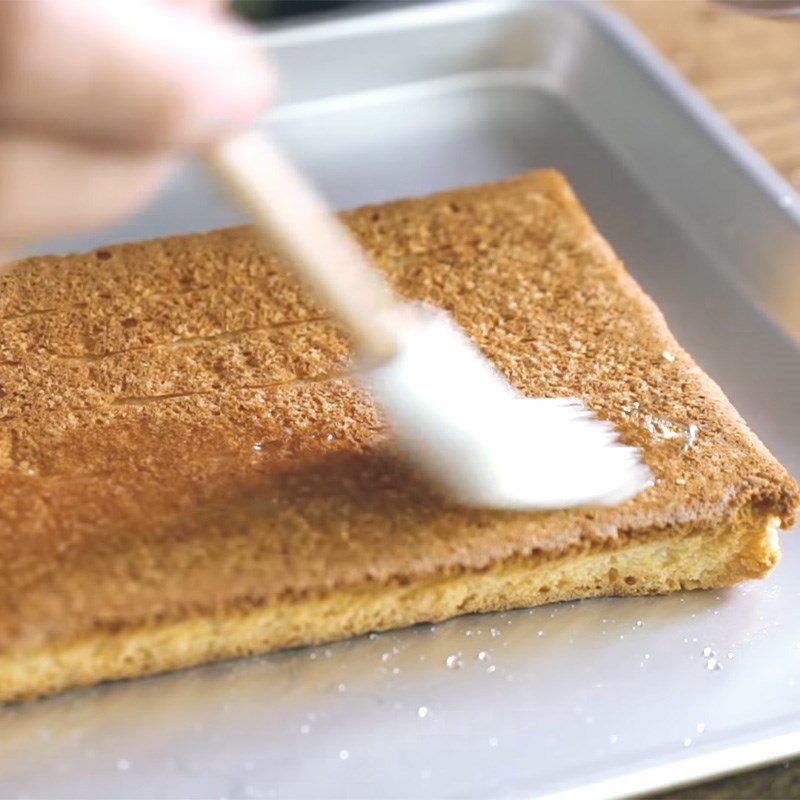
top-left (204, 133), bottom-right (399, 364)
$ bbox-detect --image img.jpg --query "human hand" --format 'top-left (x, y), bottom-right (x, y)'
top-left (0, 0), bottom-right (272, 257)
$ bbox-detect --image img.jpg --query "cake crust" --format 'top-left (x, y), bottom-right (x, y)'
top-left (0, 170), bottom-right (796, 702)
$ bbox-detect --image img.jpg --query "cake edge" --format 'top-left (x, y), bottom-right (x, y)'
top-left (0, 507), bottom-right (779, 704)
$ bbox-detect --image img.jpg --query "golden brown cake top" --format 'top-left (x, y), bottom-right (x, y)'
top-left (0, 170), bottom-right (796, 652)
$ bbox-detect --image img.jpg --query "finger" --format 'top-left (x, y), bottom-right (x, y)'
top-left (0, 0), bottom-right (273, 151)
top-left (0, 133), bottom-right (171, 243)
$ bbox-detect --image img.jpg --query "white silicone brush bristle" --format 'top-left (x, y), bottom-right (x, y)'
top-left (362, 308), bottom-right (650, 510)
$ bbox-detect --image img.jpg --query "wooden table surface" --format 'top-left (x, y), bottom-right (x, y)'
top-left (609, 2), bottom-right (799, 797)
top-left (611, 0), bottom-right (800, 189)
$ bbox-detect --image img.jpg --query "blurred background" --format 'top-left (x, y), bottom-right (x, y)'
top-left (234, 0), bottom-right (364, 17)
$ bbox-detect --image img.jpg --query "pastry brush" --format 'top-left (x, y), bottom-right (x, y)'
top-left (203, 133), bottom-right (650, 509)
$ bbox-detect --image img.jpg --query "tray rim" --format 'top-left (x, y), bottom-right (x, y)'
top-left (260, 0), bottom-right (799, 220)
top-left (5, 3), bottom-right (799, 800)
top-left (539, 729), bottom-right (800, 800)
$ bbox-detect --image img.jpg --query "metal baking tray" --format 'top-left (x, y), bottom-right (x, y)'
top-left (4, 1), bottom-right (800, 798)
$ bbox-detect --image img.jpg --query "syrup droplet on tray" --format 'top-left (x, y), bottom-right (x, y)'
top-left (702, 647), bottom-right (722, 671)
